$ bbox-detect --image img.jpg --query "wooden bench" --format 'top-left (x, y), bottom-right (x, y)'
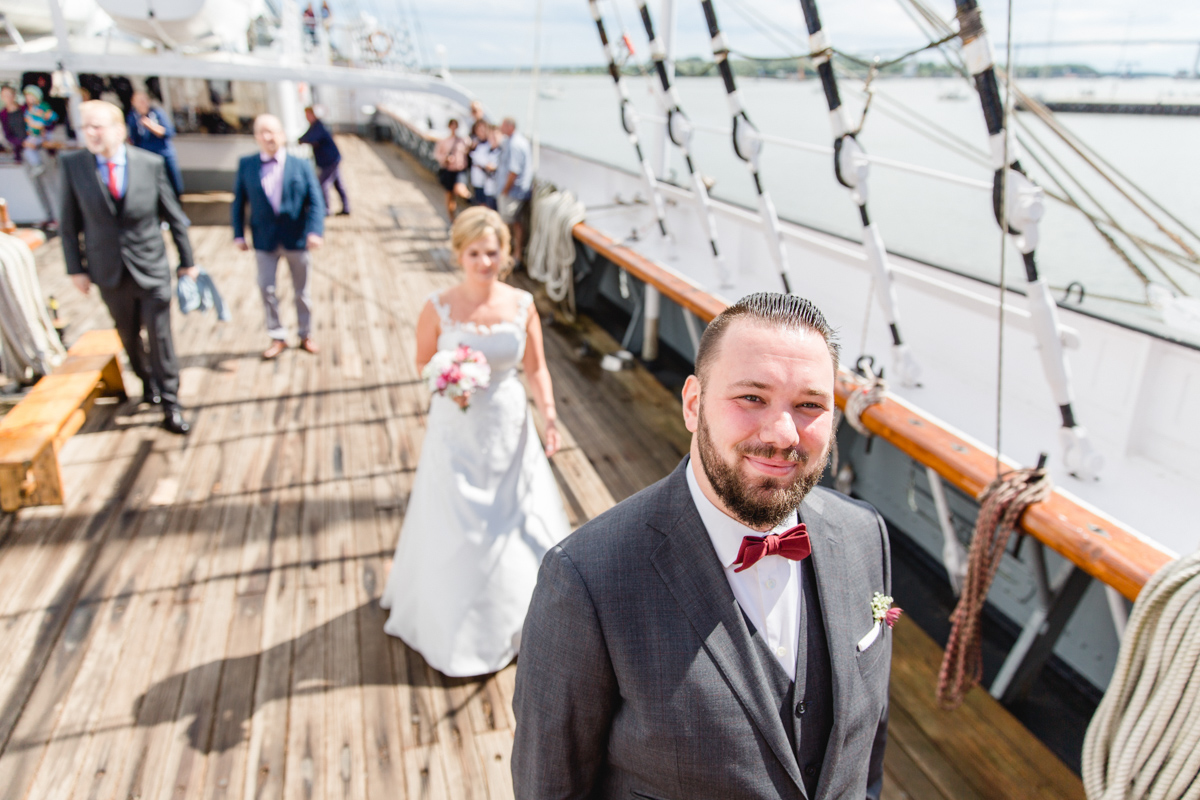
top-left (0, 329), bottom-right (126, 512)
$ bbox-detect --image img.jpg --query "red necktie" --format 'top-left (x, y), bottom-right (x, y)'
top-left (106, 161), bottom-right (120, 199)
top-left (733, 523), bottom-right (811, 573)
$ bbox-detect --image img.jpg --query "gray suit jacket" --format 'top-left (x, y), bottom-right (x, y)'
top-left (512, 458), bottom-right (891, 800)
top-left (59, 146), bottom-right (194, 290)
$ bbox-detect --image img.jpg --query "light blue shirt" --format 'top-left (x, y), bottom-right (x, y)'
top-left (95, 145), bottom-right (128, 199)
top-left (496, 131), bottom-right (533, 200)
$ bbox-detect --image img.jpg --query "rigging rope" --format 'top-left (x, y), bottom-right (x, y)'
top-left (936, 466), bottom-right (1053, 709)
top-left (527, 182), bottom-right (586, 306)
top-left (634, 0), bottom-right (731, 287)
top-left (587, 0), bottom-right (671, 242)
top-left (1081, 550), bottom-right (1200, 800)
top-left (698, 0), bottom-right (794, 293)
top-left (797, 0), bottom-right (921, 387)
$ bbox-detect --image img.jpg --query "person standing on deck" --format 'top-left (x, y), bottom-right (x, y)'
top-left (434, 118), bottom-right (471, 222)
top-left (494, 117), bottom-right (532, 267)
top-left (380, 206), bottom-right (570, 678)
top-left (299, 106), bottom-right (350, 216)
top-left (232, 113), bottom-right (325, 360)
top-left (0, 85), bottom-right (26, 162)
top-left (513, 293), bottom-right (894, 800)
top-left (127, 90), bottom-right (184, 198)
top-left (468, 120), bottom-right (498, 210)
top-left (59, 100), bottom-right (196, 436)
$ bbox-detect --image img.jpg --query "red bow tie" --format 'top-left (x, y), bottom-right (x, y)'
top-left (733, 523), bottom-right (811, 573)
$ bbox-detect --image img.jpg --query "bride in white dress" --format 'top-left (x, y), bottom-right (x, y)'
top-left (380, 206), bottom-right (571, 677)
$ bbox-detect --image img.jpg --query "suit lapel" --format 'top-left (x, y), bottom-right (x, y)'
top-left (800, 492), bottom-right (858, 800)
top-left (88, 154), bottom-right (118, 217)
top-left (649, 461), bottom-right (805, 794)
top-left (246, 157), bottom-right (273, 214)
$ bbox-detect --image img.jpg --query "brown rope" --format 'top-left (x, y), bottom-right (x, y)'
top-left (936, 466), bottom-right (1052, 709)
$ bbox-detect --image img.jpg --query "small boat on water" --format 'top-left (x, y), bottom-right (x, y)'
top-left (1, 0), bottom-right (1198, 796)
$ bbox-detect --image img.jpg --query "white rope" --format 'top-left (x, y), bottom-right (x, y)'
top-left (1082, 550), bottom-right (1200, 800)
top-left (526, 182), bottom-right (586, 304)
top-left (0, 233), bottom-right (67, 381)
top-left (843, 372), bottom-right (887, 436)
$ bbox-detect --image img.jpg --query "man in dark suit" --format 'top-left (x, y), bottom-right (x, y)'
top-left (232, 113), bottom-right (324, 360)
top-left (60, 99), bottom-right (196, 435)
top-left (513, 293), bottom-right (893, 800)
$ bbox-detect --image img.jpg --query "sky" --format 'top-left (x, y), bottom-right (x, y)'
top-left (347, 0), bottom-right (1200, 75)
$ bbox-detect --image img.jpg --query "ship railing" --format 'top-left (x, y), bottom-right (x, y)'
top-left (380, 105), bottom-right (1175, 704)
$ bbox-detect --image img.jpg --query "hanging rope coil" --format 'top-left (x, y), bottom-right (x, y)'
top-left (937, 466), bottom-right (1053, 709)
top-left (527, 182), bottom-right (586, 305)
top-left (1082, 551), bottom-right (1200, 800)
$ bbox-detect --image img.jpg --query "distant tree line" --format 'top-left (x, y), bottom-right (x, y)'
top-left (549, 58), bottom-right (1102, 79)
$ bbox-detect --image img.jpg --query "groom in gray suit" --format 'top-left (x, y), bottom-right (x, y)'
top-left (513, 293), bottom-right (892, 800)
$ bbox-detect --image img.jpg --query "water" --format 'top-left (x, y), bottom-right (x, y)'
top-left (454, 72), bottom-right (1200, 344)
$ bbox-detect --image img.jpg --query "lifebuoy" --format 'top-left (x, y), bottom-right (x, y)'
top-left (367, 30), bottom-right (392, 58)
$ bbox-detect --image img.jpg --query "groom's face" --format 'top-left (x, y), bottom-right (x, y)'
top-left (683, 319), bottom-right (835, 530)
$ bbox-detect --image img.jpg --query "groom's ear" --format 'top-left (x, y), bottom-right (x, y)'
top-left (682, 375), bottom-right (701, 433)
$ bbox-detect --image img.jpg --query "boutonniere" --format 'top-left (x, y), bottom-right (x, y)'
top-left (857, 592), bottom-right (903, 652)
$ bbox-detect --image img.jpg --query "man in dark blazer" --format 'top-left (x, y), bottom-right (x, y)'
top-left (513, 293), bottom-right (893, 800)
top-left (231, 113), bottom-right (324, 360)
top-left (60, 99), bottom-right (196, 435)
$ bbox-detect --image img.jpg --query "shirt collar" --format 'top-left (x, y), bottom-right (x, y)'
top-left (96, 145), bottom-right (127, 167)
top-left (685, 456), bottom-right (798, 569)
top-left (261, 148), bottom-right (286, 164)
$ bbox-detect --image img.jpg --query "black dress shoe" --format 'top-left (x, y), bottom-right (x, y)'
top-left (162, 407), bottom-right (191, 435)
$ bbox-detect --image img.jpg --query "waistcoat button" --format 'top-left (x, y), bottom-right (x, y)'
top-left (795, 700), bottom-right (807, 717)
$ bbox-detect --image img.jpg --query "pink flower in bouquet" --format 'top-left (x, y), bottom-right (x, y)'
top-left (422, 346), bottom-right (491, 411)
top-left (885, 607), bottom-right (903, 629)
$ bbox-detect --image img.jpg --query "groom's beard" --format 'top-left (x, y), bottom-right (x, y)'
top-left (696, 404), bottom-right (829, 530)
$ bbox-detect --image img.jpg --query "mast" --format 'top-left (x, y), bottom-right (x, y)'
top-left (635, 0), bottom-right (731, 287)
top-left (953, 0), bottom-right (1102, 479)
top-left (586, 0), bottom-right (670, 242)
top-left (698, 0), bottom-right (793, 293)
top-left (796, 0), bottom-right (921, 387)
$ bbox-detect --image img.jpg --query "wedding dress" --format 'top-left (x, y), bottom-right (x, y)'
top-left (380, 289), bottom-right (571, 676)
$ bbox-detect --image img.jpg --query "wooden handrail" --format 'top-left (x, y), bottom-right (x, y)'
top-left (572, 223), bottom-right (1172, 601)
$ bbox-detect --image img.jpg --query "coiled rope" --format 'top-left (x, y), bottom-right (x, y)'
top-left (526, 182), bottom-right (586, 305)
top-left (1082, 550), bottom-right (1200, 800)
top-left (829, 371), bottom-right (886, 478)
top-left (936, 466), bottom-right (1052, 709)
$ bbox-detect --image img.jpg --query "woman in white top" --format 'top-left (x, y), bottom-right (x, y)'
top-left (380, 206), bottom-right (571, 676)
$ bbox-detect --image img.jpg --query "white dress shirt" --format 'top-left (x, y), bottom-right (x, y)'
top-left (686, 458), bottom-right (802, 681)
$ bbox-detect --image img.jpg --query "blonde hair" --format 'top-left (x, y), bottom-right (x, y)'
top-left (80, 99), bottom-right (125, 128)
top-left (450, 206), bottom-right (514, 277)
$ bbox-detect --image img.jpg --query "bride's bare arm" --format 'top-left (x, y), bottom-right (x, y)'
top-left (522, 305), bottom-right (560, 457)
top-left (415, 300), bottom-right (441, 373)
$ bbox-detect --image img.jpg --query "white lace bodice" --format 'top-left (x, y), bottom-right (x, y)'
top-left (430, 289), bottom-right (533, 382)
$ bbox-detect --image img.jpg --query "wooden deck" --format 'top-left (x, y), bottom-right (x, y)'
top-left (1, 137), bottom-right (1083, 799)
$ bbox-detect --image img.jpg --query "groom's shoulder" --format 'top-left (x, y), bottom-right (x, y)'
top-left (554, 470), bottom-right (676, 566)
top-left (806, 485), bottom-right (881, 527)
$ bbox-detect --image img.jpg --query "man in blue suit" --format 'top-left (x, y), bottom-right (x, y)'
top-left (232, 114), bottom-right (325, 359)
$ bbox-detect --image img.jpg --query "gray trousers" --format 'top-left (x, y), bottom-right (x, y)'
top-left (255, 246), bottom-right (312, 340)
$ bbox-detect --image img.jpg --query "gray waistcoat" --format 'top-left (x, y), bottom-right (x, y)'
top-left (744, 557), bottom-right (834, 799)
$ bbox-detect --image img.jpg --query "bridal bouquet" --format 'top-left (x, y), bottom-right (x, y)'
top-left (422, 345), bottom-right (491, 411)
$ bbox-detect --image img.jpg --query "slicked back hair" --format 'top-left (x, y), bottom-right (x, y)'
top-left (694, 292), bottom-right (839, 382)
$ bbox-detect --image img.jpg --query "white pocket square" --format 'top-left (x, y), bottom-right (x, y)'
top-left (857, 620), bottom-right (882, 652)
